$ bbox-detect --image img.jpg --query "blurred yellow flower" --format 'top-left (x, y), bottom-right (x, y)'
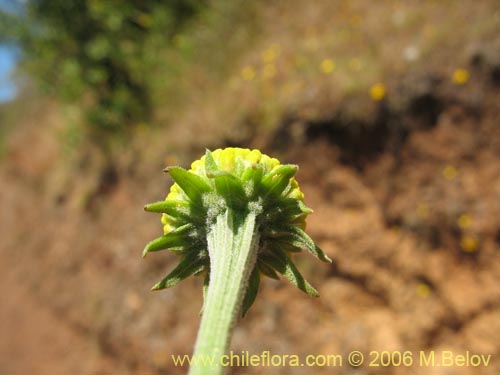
top-left (442, 165), bottom-right (457, 180)
top-left (370, 83), bottom-right (386, 101)
top-left (460, 234), bottom-right (479, 253)
top-left (262, 44), bottom-right (280, 63)
top-left (389, 226), bottom-right (401, 238)
top-left (262, 64), bottom-right (276, 79)
top-left (452, 68), bottom-right (469, 85)
top-left (320, 59), bottom-right (336, 74)
top-left (457, 214), bottom-right (472, 230)
top-left (416, 203), bottom-right (429, 219)
top-left (241, 66), bottom-right (256, 81)
top-left (416, 283), bottom-right (431, 299)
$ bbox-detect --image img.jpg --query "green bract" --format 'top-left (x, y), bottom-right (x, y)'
top-left (144, 147), bottom-right (331, 315)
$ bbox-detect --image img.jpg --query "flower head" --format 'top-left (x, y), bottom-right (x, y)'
top-left (452, 68), bottom-right (469, 85)
top-left (144, 148), bottom-right (331, 314)
top-left (370, 83), bottom-right (386, 101)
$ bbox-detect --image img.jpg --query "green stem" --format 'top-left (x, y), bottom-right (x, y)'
top-left (189, 209), bottom-right (260, 375)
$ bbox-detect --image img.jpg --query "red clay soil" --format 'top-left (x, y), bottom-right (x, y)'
top-left (1, 82), bottom-right (499, 374)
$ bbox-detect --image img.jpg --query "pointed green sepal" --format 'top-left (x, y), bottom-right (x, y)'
top-left (279, 198), bottom-right (313, 215)
top-left (241, 266), bottom-right (260, 317)
top-left (204, 149), bottom-right (219, 177)
top-left (265, 225), bottom-right (332, 263)
top-left (151, 253), bottom-right (208, 291)
top-left (144, 200), bottom-right (189, 213)
top-left (142, 224), bottom-right (194, 257)
top-left (144, 200), bottom-right (190, 217)
top-left (164, 166), bottom-right (212, 205)
top-left (204, 150), bottom-right (247, 208)
top-left (261, 250), bottom-right (320, 297)
top-left (257, 260), bottom-right (280, 280)
top-left (241, 163), bottom-right (263, 183)
top-left (214, 174), bottom-right (246, 209)
top-left (241, 164), bottom-right (264, 198)
top-left (267, 239), bottom-right (302, 253)
top-left (295, 199), bottom-right (313, 215)
top-left (266, 198), bottom-right (313, 222)
top-left (144, 200), bottom-right (205, 226)
top-left (261, 165), bottom-right (299, 199)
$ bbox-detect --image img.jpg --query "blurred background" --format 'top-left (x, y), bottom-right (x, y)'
top-left (1, 1), bottom-right (499, 374)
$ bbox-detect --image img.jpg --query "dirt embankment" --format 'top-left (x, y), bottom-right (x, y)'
top-left (1, 66), bottom-right (500, 375)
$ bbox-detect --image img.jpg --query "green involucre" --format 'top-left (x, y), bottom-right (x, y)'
top-left (144, 147), bottom-right (331, 315)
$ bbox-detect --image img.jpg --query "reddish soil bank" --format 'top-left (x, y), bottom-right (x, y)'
top-left (1, 80), bottom-right (499, 375)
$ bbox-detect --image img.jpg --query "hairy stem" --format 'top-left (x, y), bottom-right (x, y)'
top-left (189, 209), bottom-right (260, 375)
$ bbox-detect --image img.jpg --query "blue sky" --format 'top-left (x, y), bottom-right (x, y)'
top-left (0, 0), bottom-right (24, 102)
top-left (0, 45), bottom-right (19, 102)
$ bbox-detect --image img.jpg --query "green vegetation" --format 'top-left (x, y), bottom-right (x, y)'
top-left (2, 0), bottom-right (205, 145)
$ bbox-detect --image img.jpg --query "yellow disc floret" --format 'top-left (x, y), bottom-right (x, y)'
top-left (190, 148), bottom-right (279, 176)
